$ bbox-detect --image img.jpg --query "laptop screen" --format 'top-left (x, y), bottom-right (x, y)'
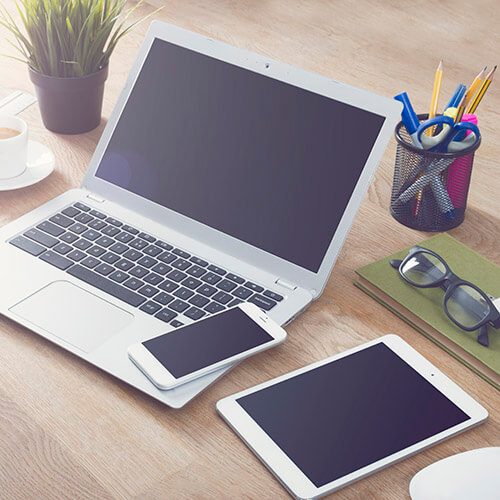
top-left (95, 38), bottom-right (385, 273)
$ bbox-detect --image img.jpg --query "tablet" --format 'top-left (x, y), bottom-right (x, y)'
top-left (217, 335), bottom-right (488, 499)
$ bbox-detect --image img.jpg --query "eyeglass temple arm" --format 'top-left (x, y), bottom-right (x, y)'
top-left (477, 325), bottom-right (489, 347)
top-left (390, 259), bottom-right (402, 269)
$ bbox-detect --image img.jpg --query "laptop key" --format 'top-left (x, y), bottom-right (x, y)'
top-left (233, 286), bottom-right (252, 299)
top-left (264, 290), bottom-right (284, 302)
top-left (182, 277), bottom-right (202, 290)
top-left (155, 240), bottom-right (173, 250)
top-left (144, 273), bottom-right (163, 286)
top-left (109, 242), bottom-right (128, 254)
top-left (130, 265), bottom-right (149, 278)
top-left (173, 248), bottom-right (190, 259)
top-left (87, 245), bottom-right (106, 257)
top-left (244, 281), bottom-right (264, 293)
top-left (248, 294), bottom-right (277, 311)
top-left (123, 249), bottom-right (142, 261)
top-left (151, 262), bottom-right (171, 275)
top-left (74, 202), bottom-right (90, 212)
top-left (172, 258), bottom-right (191, 271)
top-left (82, 229), bottom-right (100, 241)
top-left (123, 277), bottom-right (143, 290)
top-left (69, 223), bottom-right (87, 234)
top-left (226, 273), bottom-right (245, 285)
top-left (227, 298), bottom-right (243, 307)
top-left (144, 244), bottom-right (162, 257)
top-left (140, 301), bottom-right (162, 315)
top-left (170, 319), bottom-right (183, 327)
top-left (130, 238), bottom-right (148, 250)
top-left (9, 236), bottom-right (45, 256)
top-left (67, 265), bottom-right (146, 307)
top-left (74, 238), bottom-right (92, 250)
top-left (122, 225), bottom-right (139, 235)
top-left (115, 231), bottom-right (134, 243)
top-left (40, 251), bottom-right (73, 270)
top-left (67, 250), bottom-right (86, 261)
top-left (158, 251), bottom-right (176, 264)
top-left (137, 256), bottom-right (157, 268)
top-left (213, 291), bottom-right (232, 305)
top-left (105, 217), bottom-right (122, 227)
top-left (95, 263), bottom-right (114, 276)
top-left (138, 285), bottom-right (159, 298)
top-left (138, 232), bottom-right (155, 243)
top-left (59, 232), bottom-right (78, 244)
top-left (109, 270), bottom-right (129, 283)
top-left (154, 308), bottom-right (177, 323)
top-left (198, 284), bottom-right (217, 297)
top-left (217, 279), bottom-right (237, 292)
top-left (208, 264), bottom-right (226, 276)
top-left (168, 299), bottom-right (189, 313)
top-left (186, 265), bottom-right (206, 278)
top-left (102, 225), bottom-right (120, 237)
top-left (101, 252), bottom-right (120, 264)
top-left (174, 287), bottom-right (194, 300)
top-left (116, 259), bottom-right (134, 271)
top-left (154, 292), bottom-right (174, 305)
top-left (24, 228), bottom-right (58, 248)
top-left (88, 219), bottom-right (107, 231)
top-left (53, 242), bottom-right (72, 255)
top-left (37, 220), bottom-right (65, 236)
top-left (49, 214), bottom-right (73, 228)
top-left (201, 272), bottom-right (221, 285)
top-left (204, 302), bottom-right (225, 314)
top-left (166, 269), bottom-right (187, 282)
top-left (95, 236), bottom-right (114, 248)
top-left (81, 256), bottom-right (100, 268)
top-left (62, 206), bottom-right (80, 217)
top-left (184, 307), bottom-right (205, 321)
top-left (190, 256), bottom-right (208, 267)
top-left (189, 294), bottom-right (209, 307)
top-left (159, 279), bottom-right (179, 293)
top-left (89, 210), bottom-right (106, 219)
top-left (74, 213), bottom-right (94, 224)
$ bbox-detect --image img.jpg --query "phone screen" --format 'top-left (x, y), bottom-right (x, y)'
top-left (143, 307), bottom-right (274, 378)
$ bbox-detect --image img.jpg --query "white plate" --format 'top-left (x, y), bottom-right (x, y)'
top-left (0, 140), bottom-right (55, 191)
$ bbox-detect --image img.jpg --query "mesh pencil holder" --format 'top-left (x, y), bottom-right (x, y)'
top-left (390, 114), bottom-right (481, 231)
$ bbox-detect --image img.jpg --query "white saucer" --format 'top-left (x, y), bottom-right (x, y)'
top-left (0, 140), bottom-right (55, 191)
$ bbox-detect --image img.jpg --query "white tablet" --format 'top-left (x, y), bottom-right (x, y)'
top-left (217, 335), bottom-right (488, 500)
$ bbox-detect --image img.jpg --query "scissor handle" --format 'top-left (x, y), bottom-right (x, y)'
top-left (417, 116), bottom-right (454, 150)
top-left (445, 122), bottom-right (480, 153)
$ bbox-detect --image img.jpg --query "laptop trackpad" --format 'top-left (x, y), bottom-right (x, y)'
top-left (10, 281), bottom-right (134, 353)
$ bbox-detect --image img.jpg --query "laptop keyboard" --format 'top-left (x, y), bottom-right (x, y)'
top-left (9, 202), bottom-right (285, 328)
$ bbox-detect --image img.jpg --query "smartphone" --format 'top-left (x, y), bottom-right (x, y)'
top-left (128, 303), bottom-right (287, 390)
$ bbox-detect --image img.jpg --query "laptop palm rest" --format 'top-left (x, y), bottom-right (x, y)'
top-left (10, 281), bottom-right (133, 353)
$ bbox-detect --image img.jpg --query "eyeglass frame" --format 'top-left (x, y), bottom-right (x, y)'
top-left (390, 246), bottom-right (500, 347)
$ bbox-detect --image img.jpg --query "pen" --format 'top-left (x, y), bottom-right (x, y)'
top-left (444, 83), bottom-right (466, 111)
top-left (394, 92), bottom-right (421, 147)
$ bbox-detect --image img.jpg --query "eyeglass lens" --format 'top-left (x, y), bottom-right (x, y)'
top-left (401, 252), bottom-right (446, 286)
top-left (446, 284), bottom-right (491, 329)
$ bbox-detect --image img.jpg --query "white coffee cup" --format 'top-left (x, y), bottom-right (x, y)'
top-left (0, 114), bottom-right (28, 179)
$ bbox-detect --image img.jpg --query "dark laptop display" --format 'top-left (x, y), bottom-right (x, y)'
top-left (95, 38), bottom-right (385, 273)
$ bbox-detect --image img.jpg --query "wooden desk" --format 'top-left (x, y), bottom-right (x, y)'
top-left (1, 1), bottom-right (498, 498)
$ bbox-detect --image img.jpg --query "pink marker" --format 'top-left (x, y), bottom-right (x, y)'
top-left (445, 113), bottom-right (478, 210)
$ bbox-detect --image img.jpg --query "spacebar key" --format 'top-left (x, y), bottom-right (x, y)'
top-left (68, 265), bottom-right (146, 307)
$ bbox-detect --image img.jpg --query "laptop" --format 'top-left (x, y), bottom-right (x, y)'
top-left (0, 21), bottom-right (401, 408)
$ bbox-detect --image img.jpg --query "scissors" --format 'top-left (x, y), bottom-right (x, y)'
top-left (416, 115), bottom-right (480, 153)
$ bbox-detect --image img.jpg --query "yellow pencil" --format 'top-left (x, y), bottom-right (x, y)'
top-left (426, 60), bottom-right (443, 136)
top-left (467, 65), bottom-right (496, 114)
top-left (455, 94), bottom-right (467, 123)
top-left (464, 67), bottom-right (486, 107)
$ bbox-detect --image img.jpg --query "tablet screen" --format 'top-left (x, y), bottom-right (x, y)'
top-left (236, 343), bottom-right (470, 487)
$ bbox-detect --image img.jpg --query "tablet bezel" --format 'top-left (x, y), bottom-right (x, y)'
top-left (217, 335), bottom-right (488, 500)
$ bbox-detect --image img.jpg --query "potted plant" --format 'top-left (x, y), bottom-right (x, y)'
top-left (0, 0), bottom-right (158, 134)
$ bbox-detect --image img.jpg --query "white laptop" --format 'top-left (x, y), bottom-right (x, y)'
top-left (0, 21), bottom-right (401, 408)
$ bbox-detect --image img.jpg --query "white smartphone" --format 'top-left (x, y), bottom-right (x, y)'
top-left (128, 303), bottom-right (287, 390)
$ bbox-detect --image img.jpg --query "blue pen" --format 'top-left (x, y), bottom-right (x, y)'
top-left (444, 83), bottom-right (466, 110)
top-left (394, 92), bottom-right (421, 147)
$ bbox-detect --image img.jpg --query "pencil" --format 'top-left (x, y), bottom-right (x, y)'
top-left (426, 60), bottom-right (443, 136)
top-left (455, 94), bottom-right (467, 123)
top-left (467, 65), bottom-right (496, 114)
top-left (464, 67), bottom-right (486, 107)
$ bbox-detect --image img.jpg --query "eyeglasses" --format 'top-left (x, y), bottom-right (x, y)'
top-left (390, 246), bottom-right (500, 347)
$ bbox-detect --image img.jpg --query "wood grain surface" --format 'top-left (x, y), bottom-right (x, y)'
top-left (1, 1), bottom-right (499, 498)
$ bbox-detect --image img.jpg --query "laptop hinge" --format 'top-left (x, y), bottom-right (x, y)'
top-left (86, 193), bottom-right (106, 203)
top-left (275, 278), bottom-right (297, 291)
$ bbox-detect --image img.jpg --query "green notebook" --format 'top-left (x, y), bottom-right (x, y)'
top-left (354, 233), bottom-right (500, 390)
